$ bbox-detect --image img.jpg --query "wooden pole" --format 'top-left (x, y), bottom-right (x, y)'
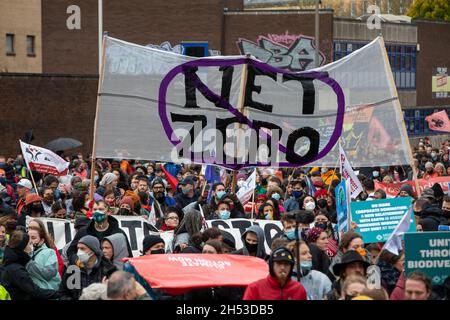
top-left (231, 54), bottom-right (251, 193)
top-left (89, 33), bottom-right (108, 202)
top-left (251, 186), bottom-right (256, 220)
top-left (379, 36), bottom-right (421, 196)
top-left (327, 155), bottom-right (341, 193)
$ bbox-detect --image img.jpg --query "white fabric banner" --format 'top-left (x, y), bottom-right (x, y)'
top-left (95, 36), bottom-right (410, 168)
top-left (26, 216), bottom-right (282, 256)
top-left (339, 143), bottom-right (364, 199)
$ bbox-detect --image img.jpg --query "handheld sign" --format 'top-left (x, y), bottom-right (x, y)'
top-left (404, 231), bottom-right (450, 285)
top-left (351, 197), bottom-right (415, 243)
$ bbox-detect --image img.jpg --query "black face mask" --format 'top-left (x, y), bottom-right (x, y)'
top-left (245, 241), bottom-right (258, 253)
top-left (443, 210), bottom-right (450, 219)
top-left (33, 243), bottom-right (43, 251)
top-left (155, 192), bottom-right (165, 201)
top-left (345, 294), bottom-right (356, 300)
top-left (150, 248), bottom-right (165, 255)
top-left (118, 208), bottom-right (131, 216)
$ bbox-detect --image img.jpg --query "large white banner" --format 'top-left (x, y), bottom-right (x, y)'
top-left (27, 217), bottom-right (283, 257)
top-left (95, 36), bottom-right (410, 169)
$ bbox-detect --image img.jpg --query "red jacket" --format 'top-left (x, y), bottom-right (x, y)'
top-left (243, 275), bottom-right (307, 300)
top-left (390, 271), bottom-right (405, 300)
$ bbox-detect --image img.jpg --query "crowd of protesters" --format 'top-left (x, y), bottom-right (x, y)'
top-left (0, 137), bottom-right (449, 300)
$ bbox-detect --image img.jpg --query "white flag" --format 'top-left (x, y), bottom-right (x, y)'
top-left (339, 143), bottom-right (364, 199)
top-left (236, 169), bottom-right (256, 204)
top-left (382, 206), bottom-right (413, 255)
top-left (20, 140), bottom-right (70, 176)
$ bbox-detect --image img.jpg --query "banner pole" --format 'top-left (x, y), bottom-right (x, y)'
top-left (379, 36), bottom-right (421, 196)
top-left (328, 155), bottom-right (340, 194)
top-left (89, 32), bottom-right (108, 203)
top-left (251, 183), bottom-right (256, 220)
top-left (231, 53), bottom-right (251, 194)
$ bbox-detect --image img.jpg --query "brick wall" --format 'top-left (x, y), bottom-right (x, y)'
top-left (0, 74), bottom-right (98, 158)
top-left (416, 19), bottom-right (450, 107)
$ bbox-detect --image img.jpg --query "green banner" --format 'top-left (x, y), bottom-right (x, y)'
top-left (404, 231), bottom-right (450, 285)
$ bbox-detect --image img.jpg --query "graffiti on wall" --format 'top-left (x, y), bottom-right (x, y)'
top-left (237, 32), bottom-right (325, 71)
top-left (146, 41), bottom-right (221, 56)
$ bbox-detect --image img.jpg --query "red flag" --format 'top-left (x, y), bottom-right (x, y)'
top-left (368, 116), bottom-right (391, 149)
top-left (126, 254), bottom-right (268, 295)
top-left (425, 110), bottom-right (450, 133)
top-left (160, 164), bottom-right (179, 191)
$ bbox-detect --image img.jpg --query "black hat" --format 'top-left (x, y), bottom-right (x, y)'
top-left (332, 250), bottom-right (370, 276)
top-left (269, 247), bottom-right (295, 278)
top-left (179, 177), bottom-right (195, 185)
top-left (142, 235), bottom-right (165, 254)
top-left (74, 217), bottom-right (91, 230)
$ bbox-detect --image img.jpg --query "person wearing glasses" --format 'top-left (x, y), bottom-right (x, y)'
top-left (159, 207), bottom-right (181, 231)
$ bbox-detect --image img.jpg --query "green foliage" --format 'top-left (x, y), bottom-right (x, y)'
top-left (407, 0), bottom-right (450, 21)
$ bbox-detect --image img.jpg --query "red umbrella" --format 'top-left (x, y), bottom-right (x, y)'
top-left (126, 254), bottom-right (268, 295)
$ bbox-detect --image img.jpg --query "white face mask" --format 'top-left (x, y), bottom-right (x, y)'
top-left (305, 202), bottom-right (316, 211)
top-left (237, 180), bottom-right (245, 188)
top-left (77, 249), bottom-right (91, 264)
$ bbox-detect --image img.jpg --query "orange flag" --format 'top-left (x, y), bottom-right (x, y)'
top-left (425, 110), bottom-right (450, 133)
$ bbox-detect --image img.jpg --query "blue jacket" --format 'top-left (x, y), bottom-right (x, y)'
top-left (26, 244), bottom-right (61, 290)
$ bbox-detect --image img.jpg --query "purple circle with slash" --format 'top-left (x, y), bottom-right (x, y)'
top-left (158, 58), bottom-right (345, 170)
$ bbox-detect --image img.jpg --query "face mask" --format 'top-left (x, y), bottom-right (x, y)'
top-left (305, 202), bottom-right (316, 211)
top-left (77, 249), bottom-right (91, 264)
top-left (443, 210), bottom-right (450, 219)
top-left (0, 177), bottom-right (6, 185)
top-left (265, 213), bottom-right (272, 220)
top-left (150, 248), bottom-right (165, 255)
top-left (321, 168), bottom-right (328, 174)
top-left (216, 191), bottom-right (226, 200)
top-left (33, 242), bottom-right (43, 252)
top-left (93, 210), bottom-right (107, 223)
top-left (271, 193), bottom-right (281, 201)
top-left (285, 229), bottom-right (296, 240)
top-left (94, 175), bottom-right (99, 182)
top-left (237, 180), bottom-right (245, 188)
top-left (315, 222), bottom-right (327, 230)
top-left (181, 187), bottom-right (191, 195)
top-left (292, 190), bottom-right (303, 199)
top-left (219, 210), bottom-right (231, 220)
top-left (373, 171), bottom-right (379, 178)
top-left (118, 208), bottom-right (131, 215)
top-left (431, 152), bottom-right (437, 158)
top-left (300, 260), bottom-right (312, 271)
top-left (245, 242), bottom-right (258, 253)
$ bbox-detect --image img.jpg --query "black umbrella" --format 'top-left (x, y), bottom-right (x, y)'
top-left (43, 138), bottom-right (82, 152)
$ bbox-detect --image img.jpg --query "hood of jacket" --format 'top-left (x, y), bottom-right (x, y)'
top-left (104, 233), bottom-right (128, 269)
top-left (241, 225), bottom-right (266, 258)
top-left (87, 214), bottom-right (121, 234)
top-left (3, 246), bottom-right (30, 266)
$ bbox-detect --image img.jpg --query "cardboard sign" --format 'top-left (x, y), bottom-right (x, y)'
top-left (351, 197), bottom-right (416, 243)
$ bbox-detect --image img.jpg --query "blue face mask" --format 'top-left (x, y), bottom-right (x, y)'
top-left (373, 171), bottom-right (379, 178)
top-left (292, 190), bottom-right (303, 199)
top-left (216, 191), bottom-right (226, 200)
top-left (285, 229), bottom-right (296, 240)
top-left (271, 193), bottom-right (281, 201)
top-left (265, 213), bottom-right (272, 220)
top-left (315, 222), bottom-right (327, 230)
top-left (219, 210), bottom-right (231, 220)
top-left (300, 260), bottom-right (312, 271)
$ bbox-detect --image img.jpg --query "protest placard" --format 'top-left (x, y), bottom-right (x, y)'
top-left (351, 197), bottom-right (416, 243)
top-left (335, 179), bottom-right (351, 233)
top-left (404, 231), bottom-right (450, 285)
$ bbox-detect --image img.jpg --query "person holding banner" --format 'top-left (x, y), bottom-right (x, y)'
top-left (66, 200), bottom-right (133, 264)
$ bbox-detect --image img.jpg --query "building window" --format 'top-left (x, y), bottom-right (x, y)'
top-left (27, 35), bottom-right (36, 56)
top-left (6, 34), bottom-right (15, 55)
top-left (333, 41), bottom-right (416, 89)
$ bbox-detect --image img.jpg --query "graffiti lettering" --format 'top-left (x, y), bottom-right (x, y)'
top-left (237, 33), bottom-right (325, 71)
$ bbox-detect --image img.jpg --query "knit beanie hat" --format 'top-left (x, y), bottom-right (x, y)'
top-left (79, 235), bottom-right (102, 257)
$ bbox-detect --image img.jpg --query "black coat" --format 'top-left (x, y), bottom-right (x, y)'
top-left (58, 257), bottom-right (117, 300)
top-left (0, 247), bottom-right (59, 300)
top-left (309, 243), bottom-right (332, 277)
top-left (66, 215), bottom-right (132, 264)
